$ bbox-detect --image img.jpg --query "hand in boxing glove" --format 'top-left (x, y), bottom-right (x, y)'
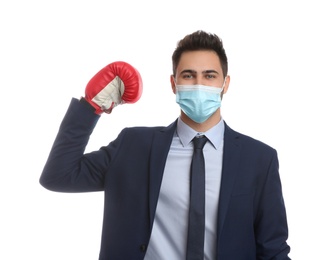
top-left (84, 61), bottom-right (143, 114)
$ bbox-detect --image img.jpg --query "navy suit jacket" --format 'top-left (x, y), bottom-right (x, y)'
top-left (40, 98), bottom-right (291, 259)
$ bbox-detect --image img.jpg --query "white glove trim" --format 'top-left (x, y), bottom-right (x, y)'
top-left (92, 76), bottom-right (125, 111)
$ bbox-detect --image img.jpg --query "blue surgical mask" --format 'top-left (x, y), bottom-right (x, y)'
top-left (175, 84), bottom-right (224, 123)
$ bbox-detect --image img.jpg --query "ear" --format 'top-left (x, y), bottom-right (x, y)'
top-left (222, 75), bottom-right (230, 94)
top-left (170, 75), bottom-right (176, 94)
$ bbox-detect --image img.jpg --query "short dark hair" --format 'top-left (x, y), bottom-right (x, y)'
top-left (172, 30), bottom-right (228, 78)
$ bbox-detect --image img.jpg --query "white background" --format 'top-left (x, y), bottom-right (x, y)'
top-left (1, 0), bottom-right (331, 259)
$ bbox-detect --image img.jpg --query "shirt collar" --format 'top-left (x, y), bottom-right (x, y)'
top-left (176, 117), bottom-right (225, 149)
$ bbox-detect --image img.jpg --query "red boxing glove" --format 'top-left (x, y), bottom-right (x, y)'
top-left (84, 61), bottom-right (143, 114)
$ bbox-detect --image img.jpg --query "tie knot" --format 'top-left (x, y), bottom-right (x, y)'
top-left (193, 135), bottom-right (208, 150)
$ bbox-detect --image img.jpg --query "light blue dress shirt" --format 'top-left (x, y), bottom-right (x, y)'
top-left (144, 117), bottom-right (225, 260)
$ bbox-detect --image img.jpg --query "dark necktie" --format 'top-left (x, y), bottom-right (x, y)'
top-left (186, 135), bottom-right (208, 260)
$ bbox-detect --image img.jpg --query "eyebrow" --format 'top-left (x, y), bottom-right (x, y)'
top-left (179, 69), bottom-right (219, 75)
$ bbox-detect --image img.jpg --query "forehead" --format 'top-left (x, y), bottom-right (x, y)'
top-left (177, 50), bottom-right (222, 73)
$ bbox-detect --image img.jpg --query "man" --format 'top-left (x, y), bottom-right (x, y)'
top-left (40, 30), bottom-right (291, 259)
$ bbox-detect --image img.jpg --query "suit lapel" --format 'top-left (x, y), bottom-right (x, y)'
top-left (148, 120), bottom-right (177, 228)
top-left (217, 123), bottom-right (242, 238)
top-left (147, 120), bottom-right (242, 237)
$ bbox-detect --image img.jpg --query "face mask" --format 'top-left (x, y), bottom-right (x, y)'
top-left (175, 84), bottom-right (224, 123)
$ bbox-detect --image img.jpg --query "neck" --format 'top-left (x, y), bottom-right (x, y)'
top-left (180, 110), bottom-right (222, 132)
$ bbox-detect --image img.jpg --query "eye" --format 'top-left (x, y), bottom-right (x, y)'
top-left (182, 73), bottom-right (194, 79)
top-left (205, 74), bottom-right (216, 79)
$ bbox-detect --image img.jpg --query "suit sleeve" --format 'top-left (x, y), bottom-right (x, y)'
top-left (39, 98), bottom-right (110, 192)
top-left (255, 150), bottom-right (291, 259)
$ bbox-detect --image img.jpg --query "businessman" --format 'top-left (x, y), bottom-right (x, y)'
top-left (40, 30), bottom-right (291, 259)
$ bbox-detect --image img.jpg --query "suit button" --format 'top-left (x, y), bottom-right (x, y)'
top-left (140, 244), bottom-right (147, 252)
